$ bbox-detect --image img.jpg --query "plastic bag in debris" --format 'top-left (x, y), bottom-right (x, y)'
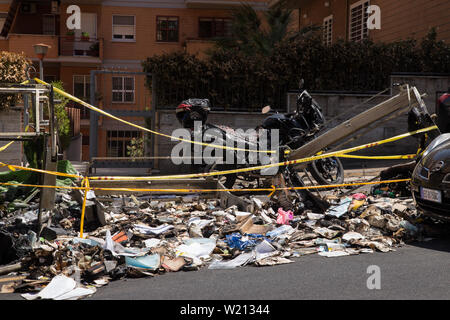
top-left (133, 224), bottom-right (174, 236)
top-left (21, 275), bottom-right (95, 300)
top-left (325, 197), bottom-right (352, 217)
top-left (103, 229), bottom-right (149, 257)
top-left (306, 212), bottom-right (325, 220)
top-left (266, 225), bottom-right (294, 238)
top-left (254, 240), bottom-right (277, 261)
top-left (143, 238), bottom-right (162, 248)
top-left (400, 221), bottom-right (419, 235)
top-left (125, 254), bottom-right (161, 270)
top-left (175, 238), bottom-right (216, 261)
top-left (352, 193), bottom-right (367, 200)
top-left (208, 252), bottom-right (254, 270)
top-left (188, 217), bottom-right (215, 229)
top-left (234, 211), bottom-right (252, 222)
top-left (342, 231), bottom-right (365, 242)
top-left (318, 251), bottom-right (350, 258)
top-left (72, 237), bottom-right (101, 247)
top-left (276, 208), bottom-right (293, 225)
top-left (225, 233), bottom-right (266, 251)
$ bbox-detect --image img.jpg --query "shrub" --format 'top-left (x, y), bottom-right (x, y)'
top-left (50, 80), bottom-right (71, 151)
top-left (0, 51), bottom-right (31, 110)
top-left (142, 29), bottom-right (450, 111)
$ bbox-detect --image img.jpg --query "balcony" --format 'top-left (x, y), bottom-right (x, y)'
top-left (59, 36), bottom-right (102, 58)
top-left (185, 0), bottom-right (268, 9)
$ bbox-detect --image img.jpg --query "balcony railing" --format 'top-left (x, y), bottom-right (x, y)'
top-left (59, 36), bottom-right (100, 58)
top-left (68, 101), bottom-right (90, 120)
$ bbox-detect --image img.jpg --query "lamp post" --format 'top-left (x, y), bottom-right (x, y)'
top-left (33, 43), bottom-right (51, 80)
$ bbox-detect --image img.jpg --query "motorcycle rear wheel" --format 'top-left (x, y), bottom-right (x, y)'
top-left (307, 157), bottom-right (344, 185)
top-left (204, 163), bottom-right (237, 189)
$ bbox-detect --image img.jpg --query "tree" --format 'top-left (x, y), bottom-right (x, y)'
top-left (214, 2), bottom-right (298, 56)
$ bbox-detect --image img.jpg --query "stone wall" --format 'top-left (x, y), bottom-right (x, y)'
top-left (155, 75), bottom-right (450, 173)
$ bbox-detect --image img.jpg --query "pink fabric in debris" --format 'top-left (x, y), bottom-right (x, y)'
top-left (276, 208), bottom-right (294, 225)
top-left (352, 193), bottom-right (367, 200)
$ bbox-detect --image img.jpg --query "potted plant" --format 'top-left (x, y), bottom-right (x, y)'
top-left (81, 32), bottom-right (90, 41)
top-left (89, 41), bottom-right (99, 57)
top-left (66, 30), bottom-right (75, 40)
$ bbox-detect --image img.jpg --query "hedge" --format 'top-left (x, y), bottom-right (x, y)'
top-left (143, 29), bottom-right (450, 111)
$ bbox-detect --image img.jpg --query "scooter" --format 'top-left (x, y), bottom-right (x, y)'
top-left (175, 80), bottom-right (344, 191)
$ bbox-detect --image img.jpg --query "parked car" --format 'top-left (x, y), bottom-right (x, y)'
top-left (411, 133), bottom-right (450, 221)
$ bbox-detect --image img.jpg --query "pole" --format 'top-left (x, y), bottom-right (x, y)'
top-left (39, 59), bottom-right (43, 80)
top-left (89, 70), bottom-right (98, 163)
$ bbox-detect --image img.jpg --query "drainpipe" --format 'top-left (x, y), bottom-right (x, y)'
top-left (345, 0), bottom-right (349, 41)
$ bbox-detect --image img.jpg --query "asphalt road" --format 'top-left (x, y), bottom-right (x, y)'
top-left (3, 238), bottom-right (448, 301)
top-left (89, 239), bottom-right (450, 300)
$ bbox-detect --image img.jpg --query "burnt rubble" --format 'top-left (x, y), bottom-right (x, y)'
top-left (0, 182), bottom-right (448, 299)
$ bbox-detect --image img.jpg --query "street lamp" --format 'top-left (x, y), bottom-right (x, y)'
top-left (33, 43), bottom-right (51, 80)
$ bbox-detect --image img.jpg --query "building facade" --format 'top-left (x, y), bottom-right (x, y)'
top-left (280, 0), bottom-right (450, 44)
top-left (2, 0), bottom-right (448, 163)
top-left (0, 0), bottom-right (270, 161)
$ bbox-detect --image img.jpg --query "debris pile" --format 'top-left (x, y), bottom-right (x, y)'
top-left (0, 179), bottom-right (448, 300)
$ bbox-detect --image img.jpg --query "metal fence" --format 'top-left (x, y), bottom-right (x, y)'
top-left (153, 75), bottom-right (290, 112)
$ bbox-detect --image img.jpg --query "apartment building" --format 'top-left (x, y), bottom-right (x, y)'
top-left (279, 0), bottom-right (450, 44)
top-left (0, 0), bottom-right (269, 161)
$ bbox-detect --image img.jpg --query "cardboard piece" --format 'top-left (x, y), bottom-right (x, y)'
top-left (238, 215), bottom-right (270, 235)
top-left (161, 256), bottom-right (186, 272)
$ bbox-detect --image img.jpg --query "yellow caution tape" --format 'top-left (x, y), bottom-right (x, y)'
top-left (336, 154), bottom-right (417, 160)
top-left (0, 125), bottom-right (436, 183)
top-left (79, 177), bottom-right (89, 238)
top-left (0, 125), bottom-right (30, 153)
top-left (29, 78), bottom-right (437, 180)
top-left (0, 182), bottom-right (85, 191)
top-left (89, 125), bottom-right (437, 181)
top-left (0, 162), bottom-right (82, 180)
top-left (34, 78), bottom-right (275, 154)
top-left (0, 141), bottom-right (15, 152)
top-left (0, 178), bottom-right (411, 194)
top-left (0, 177), bottom-right (412, 238)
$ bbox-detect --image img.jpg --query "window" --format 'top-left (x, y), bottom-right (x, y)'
top-left (107, 130), bottom-right (140, 157)
top-left (74, 75), bottom-right (91, 118)
top-left (78, 13), bottom-right (97, 39)
top-left (323, 15), bottom-right (333, 45)
top-left (199, 18), bottom-right (232, 38)
top-left (0, 12), bottom-right (7, 33)
top-left (156, 16), bottom-right (179, 42)
top-left (42, 14), bottom-right (56, 35)
top-left (43, 75), bottom-right (56, 83)
top-left (112, 76), bottom-right (134, 103)
top-left (349, 0), bottom-right (369, 42)
top-left (82, 134), bottom-right (89, 146)
top-left (73, 75), bottom-right (90, 101)
top-left (112, 15), bottom-right (135, 40)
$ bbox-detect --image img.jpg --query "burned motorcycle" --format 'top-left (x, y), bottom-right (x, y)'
top-left (175, 82), bottom-right (342, 212)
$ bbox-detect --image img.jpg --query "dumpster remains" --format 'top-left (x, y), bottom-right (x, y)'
top-left (1, 173), bottom-right (449, 300)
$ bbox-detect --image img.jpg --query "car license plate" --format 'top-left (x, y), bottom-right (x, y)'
top-left (420, 187), bottom-right (442, 203)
